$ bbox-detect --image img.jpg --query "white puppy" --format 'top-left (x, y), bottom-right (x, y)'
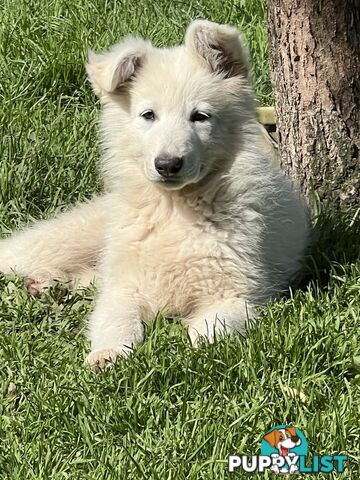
top-left (0, 20), bottom-right (310, 370)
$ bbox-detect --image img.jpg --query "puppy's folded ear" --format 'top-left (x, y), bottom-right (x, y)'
top-left (185, 20), bottom-right (248, 79)
top-left (86, 37), bottom-right (151, 97)
top-left (263, 430), bottom-right (278, 447)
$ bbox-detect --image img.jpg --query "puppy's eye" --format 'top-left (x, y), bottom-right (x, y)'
top-left (191, 111), bottom-right (211, 122)
top-left (141, 110), bottom-right (155, 121)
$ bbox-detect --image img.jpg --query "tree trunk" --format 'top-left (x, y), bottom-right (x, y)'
top-left (266, 0), bottom-right (360, 210)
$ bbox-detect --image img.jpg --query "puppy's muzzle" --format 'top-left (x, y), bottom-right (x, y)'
top-left (154, 156), bottom-right (183, 178)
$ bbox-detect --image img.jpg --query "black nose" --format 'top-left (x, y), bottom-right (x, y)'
top-left (154, 156), bottom-right (183, 177)
top-left (291, 435), bottom-right (299, 443)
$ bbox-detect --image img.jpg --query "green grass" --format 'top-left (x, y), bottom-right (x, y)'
top-left (0, 1), bottom-right (359, 479)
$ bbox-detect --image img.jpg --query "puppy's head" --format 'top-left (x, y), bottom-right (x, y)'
top-left (264, 427), bottom-right (301, 454)
top-left (87, 20), bottom-right (254, 190)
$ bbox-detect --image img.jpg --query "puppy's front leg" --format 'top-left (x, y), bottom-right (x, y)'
top-left (184, 298), bottom-right (255, 345)
top-left (87, 288), bottom-right (144, 371)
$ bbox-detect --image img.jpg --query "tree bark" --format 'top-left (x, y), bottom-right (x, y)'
top-left (266, 0), bottom-right (360, 210)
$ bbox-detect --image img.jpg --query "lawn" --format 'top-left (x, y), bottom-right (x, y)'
top-left (0, 0), bottom-right (359, 478)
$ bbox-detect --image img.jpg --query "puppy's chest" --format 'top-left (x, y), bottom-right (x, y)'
top-left (120, 202), bottom-right (237, 271)
top-left (115, 200), bottom-right (245, 313)
top-left (132, 212), bottom-right (225, 258)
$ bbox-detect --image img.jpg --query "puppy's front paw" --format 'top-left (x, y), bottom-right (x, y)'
top-left (24, 276), bottom-right (52, 295)
top-left (86, 348), bottom-right (119, 373)
top-left (86, 344), bottom-right (135, 372)
top-left (187, 316), bottom-right (228, 345)
top-left (270, 465), bottom-right (280, 474)
top-left (186, 302), bottom-right (250, 346)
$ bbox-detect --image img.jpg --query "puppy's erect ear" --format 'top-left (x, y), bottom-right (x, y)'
top-left (86, 37), bottom-right (151, 97)
top-left (286, 427), bottom-right (297, 437)
top-left (185, 20), bottom-right (248, 78)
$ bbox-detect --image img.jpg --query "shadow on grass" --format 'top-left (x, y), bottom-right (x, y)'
top-left (299, 207), bottom-right (360, 290)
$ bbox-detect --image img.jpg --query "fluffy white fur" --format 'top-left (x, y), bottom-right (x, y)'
top-left (0, 20), bottom-right (310, 370)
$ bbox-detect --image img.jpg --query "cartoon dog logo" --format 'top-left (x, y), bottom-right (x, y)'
top-left (263, 426), bottom-right (302, 474)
